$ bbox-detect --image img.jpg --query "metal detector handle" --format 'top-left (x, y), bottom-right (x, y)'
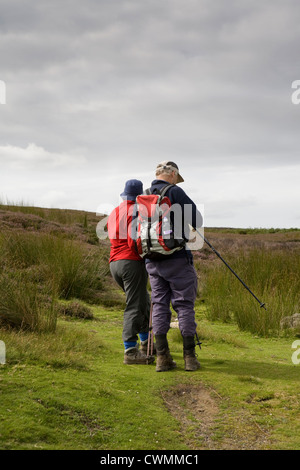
top-left (195, 228), bottom-right (266, 310)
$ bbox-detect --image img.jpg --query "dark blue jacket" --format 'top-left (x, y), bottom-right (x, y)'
top-left (147, 179), bottom-right (203, 261)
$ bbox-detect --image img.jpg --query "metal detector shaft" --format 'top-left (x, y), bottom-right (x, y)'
top-left (195, 228), bottom-right (266, 310)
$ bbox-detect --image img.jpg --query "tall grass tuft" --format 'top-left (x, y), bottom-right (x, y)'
top-left (0, 271), bottom-right (57, 332)
top-left (201, 248), bottom-right (300, 336)
top-left (35, 235), bottom-right (103, 301)
top-left (1, 231), bottom-right (103, 299)
top-left (0, 231), bottom-right (104, 332)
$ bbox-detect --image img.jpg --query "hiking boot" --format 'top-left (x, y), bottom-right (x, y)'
top-left (183, 336), bottom-right (201, 371)
top-left (156, 348), bottom-right (177, 372)
top-left (184, 349), bottom-right (201, 371)
top-left (123, 347), bottom-right (155, 365)
top-left (140, 339), bottom-right (156, 356)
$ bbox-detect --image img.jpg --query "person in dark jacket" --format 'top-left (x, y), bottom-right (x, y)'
top-left (145, 161), bottom-right (203, 372)
top-left (107, 179), bottom-right (154, 365)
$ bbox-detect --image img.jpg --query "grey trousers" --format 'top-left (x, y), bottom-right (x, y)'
top-left (110, 259), bottom-right (151, 344)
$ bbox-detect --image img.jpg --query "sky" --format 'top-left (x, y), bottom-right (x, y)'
top-left (0, 0), bottom-right (300, 228)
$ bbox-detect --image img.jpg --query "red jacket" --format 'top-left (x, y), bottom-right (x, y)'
top-left (107, 200), bottom-right (141, 262)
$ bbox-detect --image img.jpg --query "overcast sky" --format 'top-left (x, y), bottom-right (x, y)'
top-left (0, 0), bottom-right (300, 228)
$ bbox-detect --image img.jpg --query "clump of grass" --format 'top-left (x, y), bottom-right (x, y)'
top-left (0, 272), bottom-right (57, 333)
top-left (200, 260), bottom-right (233, 323)
top-left (0, 230), bottom-right (107, 332)
top-left (201, 248), bottom-right (300, 336)
top-left (58, 301), bottom-right (94, 320)
top-left (0, 231), bottom-right (103, 301)
top-left (36, 235), bottom-right (102, 301)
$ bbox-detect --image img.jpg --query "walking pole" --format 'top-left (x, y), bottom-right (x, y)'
top-left (146, 302), bottom-right (154, 362)
top-left (195, 228), bottom-right (266, 310)
top-left (195, 331), bottom-right (202, 352)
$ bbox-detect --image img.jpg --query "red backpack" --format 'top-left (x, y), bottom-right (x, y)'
top-left (134, 184), bottom-right (186, 259)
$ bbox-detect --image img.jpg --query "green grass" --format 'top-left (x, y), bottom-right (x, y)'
top-left (201, 247), bottom-right (300, 336)
top-left (1, 204), bottom-right (300, 450)
top-left (1, 304), bottom-right (300, 450)
top-left (1, 231), bottom-right (104, 299)
top-left (0, 231), bottom-right (106, 332)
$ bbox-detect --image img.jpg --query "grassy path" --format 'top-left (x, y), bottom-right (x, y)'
top-left (1, 304), bottom-right (300, 450)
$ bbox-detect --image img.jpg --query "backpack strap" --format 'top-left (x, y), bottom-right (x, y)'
top-left (158, 184), bottom-right (174, 199)
top-left (143, 184), bottom-right (174, 198)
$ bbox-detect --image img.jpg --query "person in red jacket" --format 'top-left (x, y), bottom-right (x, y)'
top-left (107, 179), bottom-right (154, 365)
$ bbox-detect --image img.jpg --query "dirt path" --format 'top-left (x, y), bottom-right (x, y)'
top-left (161, 383), bottom-right (271, 450)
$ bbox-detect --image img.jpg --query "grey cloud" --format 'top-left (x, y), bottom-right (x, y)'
top-left (0, 0), bottom-right (299, 226)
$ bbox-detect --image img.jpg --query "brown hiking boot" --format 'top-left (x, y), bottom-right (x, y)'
top-left (123, 347), bottom-right (155, 365)
top-left (156, 348), bottom-right (177, 372)
top-left (184, 349), bottom-right (201, 371)
top-left (140, 339), bottom-right (156, 356)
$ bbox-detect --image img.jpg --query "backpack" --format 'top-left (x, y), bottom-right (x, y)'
top-left (134, 184), bottom-right (186, 259)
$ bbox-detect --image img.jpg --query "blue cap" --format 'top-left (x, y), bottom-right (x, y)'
top-left (120, 179), bottom-right (143, 200)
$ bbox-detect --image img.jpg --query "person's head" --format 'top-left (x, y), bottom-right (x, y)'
top-left (155, 161), bottom-right (184, 185)
top-left (120, 179), bottom-right (143, 201)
